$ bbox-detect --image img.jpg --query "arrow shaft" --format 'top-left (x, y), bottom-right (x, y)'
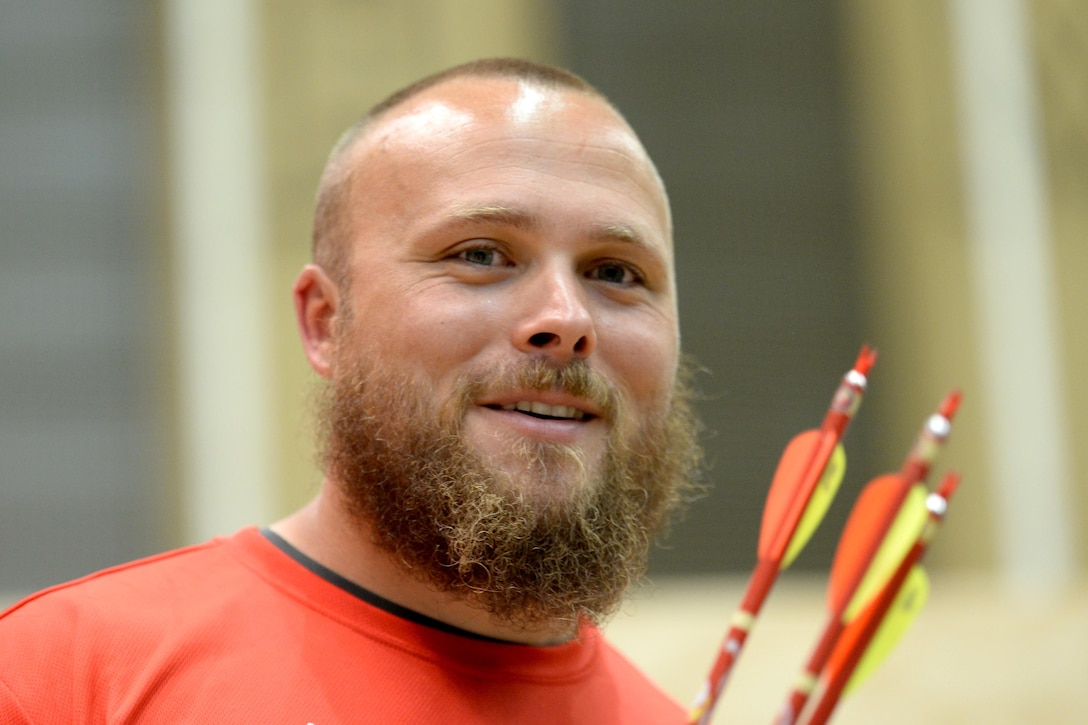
top-left (804, 473), bottom-right (960, 725)
top-left (778, 392), bottom-right (961, 724)
top-left (899, 391), bottom-right (960, 484)
top-left (688, 559), bottom-right (779, 724)
top-left (690, 347), bottom-right (877, 725)
top-left (802, 548), bottom-right (923, 725)
top-left (775, 619), bottom-right (846, 724)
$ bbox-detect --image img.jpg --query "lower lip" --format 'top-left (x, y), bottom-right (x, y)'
top-left (473, 406), bottom-right (599, 444)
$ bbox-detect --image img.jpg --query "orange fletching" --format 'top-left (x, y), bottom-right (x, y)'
top-left (759, 430), bottom-right (822, 561)
top-left (826, 473), bottom-right (909, 614)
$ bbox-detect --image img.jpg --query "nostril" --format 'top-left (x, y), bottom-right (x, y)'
top-left (572, 336), bottom-right (589, 353)
top-left (528, 332), bottom-right (558, 347)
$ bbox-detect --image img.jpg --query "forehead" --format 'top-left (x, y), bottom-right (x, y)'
top-left (366, 77), bottom-right (639, 155)
top-left (348, 76), bottom-right (672, 242)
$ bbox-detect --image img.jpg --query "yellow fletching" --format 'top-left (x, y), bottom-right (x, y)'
top-left (843, 485), bottom-right (928, 621)
top-left (782, 443), bottom-right (846, 568)
top-left (844, 566), bottom-right (929, 695)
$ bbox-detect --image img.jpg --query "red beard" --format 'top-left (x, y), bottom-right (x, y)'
top-left (319, 354), bottom-right (703, 630)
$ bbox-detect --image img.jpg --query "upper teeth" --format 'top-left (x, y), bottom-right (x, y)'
top-left (502, 401), bottom-right (585, 420)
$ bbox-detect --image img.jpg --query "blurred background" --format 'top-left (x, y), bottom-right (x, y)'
top-left (1, 0), bottom-right (1085, 721)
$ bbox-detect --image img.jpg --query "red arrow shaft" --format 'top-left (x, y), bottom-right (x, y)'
top-left (688, 346), bottom-right (876, 725)
top-left (804, 472), bottom-right (961, 725)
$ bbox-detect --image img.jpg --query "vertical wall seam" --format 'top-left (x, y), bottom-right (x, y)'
top-left (163, 0), bottom-right (277, 543)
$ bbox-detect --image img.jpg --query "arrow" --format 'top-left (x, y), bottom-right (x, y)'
top-left (803, 471), bottom-right (962, 725)
top-left (687, 345), bottom-right (877, 725)
top-left (899, 391), bottom-right (961, 484)
top-left (775, 392), bottom-right (961, 724)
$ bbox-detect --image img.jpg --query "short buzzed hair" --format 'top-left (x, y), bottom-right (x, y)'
top-left (311, 58), bottom-right (608, 288)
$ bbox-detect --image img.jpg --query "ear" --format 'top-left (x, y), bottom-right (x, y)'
top-left (293, 264), bottom-right (340, 379)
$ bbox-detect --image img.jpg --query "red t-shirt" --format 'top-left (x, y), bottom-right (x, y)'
top-left (0, 527), bottom-right (682, 723)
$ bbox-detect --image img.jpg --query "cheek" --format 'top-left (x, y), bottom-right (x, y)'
top-left (599, 320), bottom-right (679, 409)
top-left (364, 292), bottom-right (506, 381)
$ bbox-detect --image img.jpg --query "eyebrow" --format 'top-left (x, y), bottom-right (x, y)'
top-left (449, 204), bottom-right (654, 249)
top-left (450, 204), bottom-right (539, 231)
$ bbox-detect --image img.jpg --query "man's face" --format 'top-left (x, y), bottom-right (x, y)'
top-left (309, 76), bottom-right (698, 628)
top-left (332, 77), bottom-right (679, 499)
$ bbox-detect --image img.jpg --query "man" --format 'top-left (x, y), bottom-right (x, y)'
top-left (0, 58), bottom-right (702, 723)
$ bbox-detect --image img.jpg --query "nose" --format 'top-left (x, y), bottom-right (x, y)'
top-left (513, 267), bottom-right (597, 362)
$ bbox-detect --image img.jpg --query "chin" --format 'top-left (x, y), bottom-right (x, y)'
top-left (481, 443), bottom-right (601, 507)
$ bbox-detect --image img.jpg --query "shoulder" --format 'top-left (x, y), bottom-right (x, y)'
top-left (1, 530), bottom-right (247, 627)
top-left (0, 531), bottom-right (261, 651)
top-left (0, 528), bottom-right (272, 721)
top-left (0, 531), bottom-right (255, 662)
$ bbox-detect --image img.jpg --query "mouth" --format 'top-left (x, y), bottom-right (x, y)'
top-left (488, 401), bottom-right (594, 422)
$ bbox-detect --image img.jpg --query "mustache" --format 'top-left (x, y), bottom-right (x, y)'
top-left (452, 358), bottom-right (620, 420)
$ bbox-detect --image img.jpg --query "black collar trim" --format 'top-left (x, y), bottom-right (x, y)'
top-left (259, 527), bottom-right (511, 645)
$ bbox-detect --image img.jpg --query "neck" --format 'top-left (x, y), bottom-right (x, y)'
top-left (270, 480), bottom-right (579, 646)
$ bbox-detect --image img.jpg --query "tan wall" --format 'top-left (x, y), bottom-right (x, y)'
top-left (1031, 0), bottom-right (1088, 573)
top-left (838, 0), bottom-right (1086, 576)
top-left (837, 0), bottom-right (992, 569)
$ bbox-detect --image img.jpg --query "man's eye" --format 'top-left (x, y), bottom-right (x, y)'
top-left (459, 247), bottom-right (499, 266)
top-left (590, 262), bottom-right (641, 285)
